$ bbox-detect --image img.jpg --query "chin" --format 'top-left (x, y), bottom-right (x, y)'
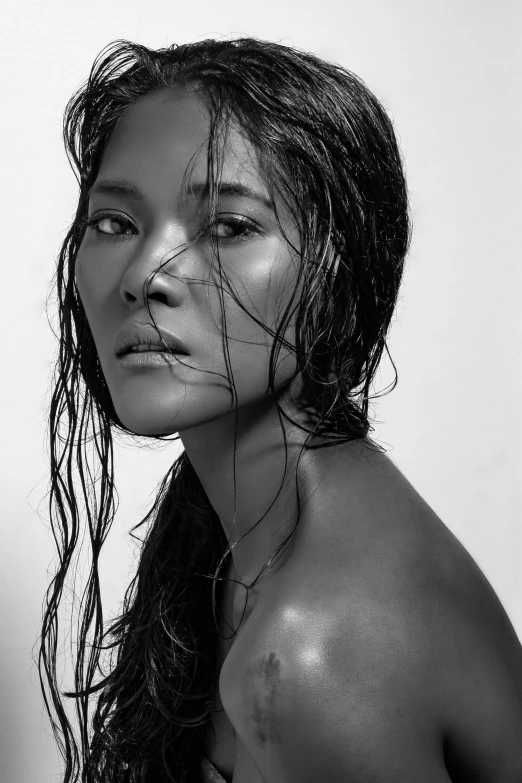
top-left (113, 396), bottom-right (183, 437)
top-left (121, 417), bottom-right (179, 437)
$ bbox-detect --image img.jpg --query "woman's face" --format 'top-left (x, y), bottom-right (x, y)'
top-left (75, 89), bottom-right (303, 436)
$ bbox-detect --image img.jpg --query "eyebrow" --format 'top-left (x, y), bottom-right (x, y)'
top-left (88, 179), bottom-right (274, 210)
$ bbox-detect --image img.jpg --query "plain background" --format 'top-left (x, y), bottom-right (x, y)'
top-left (1, 0), bottom-right (520, 780)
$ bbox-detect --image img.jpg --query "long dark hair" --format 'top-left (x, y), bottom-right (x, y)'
top-left (38, 36), bottom-right (412, 783)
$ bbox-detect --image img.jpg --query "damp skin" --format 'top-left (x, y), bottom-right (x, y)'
top-left (241, 652), bottom-right (284, 746)
top-left (75, 88), bottom-right (333, 584)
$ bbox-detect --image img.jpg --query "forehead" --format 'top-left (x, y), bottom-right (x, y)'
top-left (98, 89), bottom-right (267, 195)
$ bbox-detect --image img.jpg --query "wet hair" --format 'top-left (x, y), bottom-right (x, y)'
top-left (38, 36), bottom-right (412, 783)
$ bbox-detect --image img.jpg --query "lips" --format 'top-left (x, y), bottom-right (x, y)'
top-left (116, 323), bottom-right (189, 357)
top-left (125, 343), bottom-right (183, 354)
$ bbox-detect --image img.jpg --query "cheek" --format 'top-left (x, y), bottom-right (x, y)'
top-left (74, 254), bottom-right (91, 314)
top-left (74, 252), bottom-right (114, 358)
top-left (75, 249), bottom-right (117, 314)
top-left (263, 254), bottom-right (301, 344)
top-left (75, 247), bottom-right (95, 294)
top-left (230, 262), bottom-right (300, 388)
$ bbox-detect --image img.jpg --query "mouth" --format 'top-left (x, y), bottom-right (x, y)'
top-left (117, 345), bottom-right (189, 357)
top-left (117, 349), bottom-right (189, 368)
top-left (115, 324), bottom-right (190, 358)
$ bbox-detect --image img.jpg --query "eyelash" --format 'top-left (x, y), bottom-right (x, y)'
top-left (79, 212), bottom-right (259, 243)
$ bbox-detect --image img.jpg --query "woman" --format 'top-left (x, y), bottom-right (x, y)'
top-left (39, 37), bottom-right (522, 783)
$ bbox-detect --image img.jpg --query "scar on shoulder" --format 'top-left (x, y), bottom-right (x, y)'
top-left (240, 651), bottom-right (285, 746)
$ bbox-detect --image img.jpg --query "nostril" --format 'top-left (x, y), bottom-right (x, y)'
top-left (148, 292), bottom-right (169, 305)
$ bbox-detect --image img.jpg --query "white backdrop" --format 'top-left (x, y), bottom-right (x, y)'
top-left (1, 1), bottom-right (520, 780)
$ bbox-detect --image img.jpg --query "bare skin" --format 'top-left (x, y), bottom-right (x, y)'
top-left (207, 442), bottom-right (522, 782)
top-left (76, 87), bottom-right (327, 585)
top-left (75, 89), bottom-right (522, 781)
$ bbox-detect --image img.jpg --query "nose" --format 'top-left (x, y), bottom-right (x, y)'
top-left (119, 230), bottom-right (190, 308)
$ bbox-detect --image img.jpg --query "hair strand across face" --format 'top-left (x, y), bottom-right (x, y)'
top-left (39, 36), bottom-right (411, 783)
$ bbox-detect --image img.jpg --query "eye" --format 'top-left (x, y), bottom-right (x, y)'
top-left (208, 216), bottom-right (258, 242)
top-left (81, 212), bottom-right (136, 241)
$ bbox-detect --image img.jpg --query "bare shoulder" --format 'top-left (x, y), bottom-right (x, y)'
top-left (411, 506), bottom-right (522, 781)
top-left (289, 442), bottom-right (522, 781)
top-left (376, 455), bottom-right (522, 781)
top-left (238, 443), bottom-right (522, 781)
